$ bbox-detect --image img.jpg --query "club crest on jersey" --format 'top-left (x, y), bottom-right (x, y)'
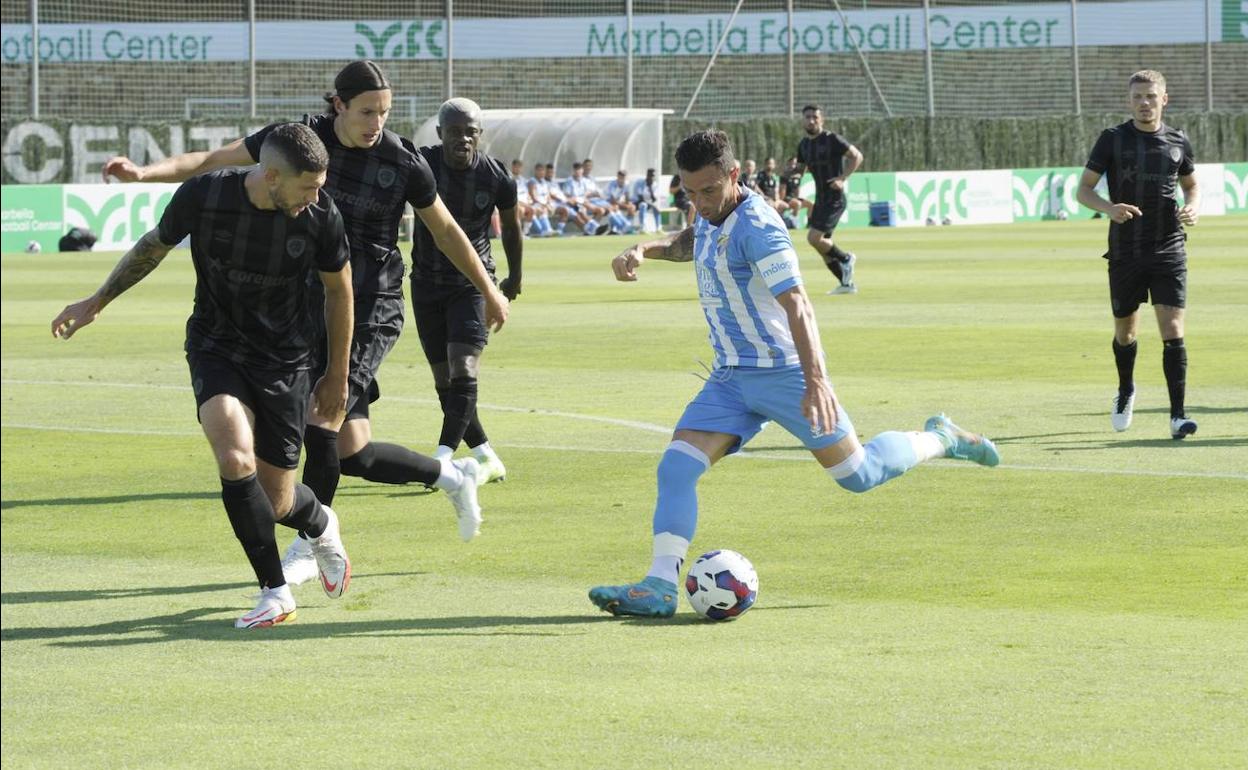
top-left (286, 236), bottom-right (308, 259)
top-left (376, 167), bottom-right (396, 188)
top-left (475, 191), bottom-right (491, 210)
top-left (1169, 147), bottom-right (1182, 162)
top-left (717, 233), bottom-right (729, 249)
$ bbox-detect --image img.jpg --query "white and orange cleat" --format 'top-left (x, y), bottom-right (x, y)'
top-left (236, 585), bottom-right (297, 629)
top-left (309, 505), bottom-right (351, 599)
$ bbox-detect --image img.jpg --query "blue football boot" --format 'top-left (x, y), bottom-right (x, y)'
top-left (925, 413), bottom-right (1001, 467)
top-left (589, 576), bottom-right (678, 618)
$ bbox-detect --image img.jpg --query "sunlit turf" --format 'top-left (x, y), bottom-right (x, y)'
top-left (3, 218), bottom-right (1246, 768)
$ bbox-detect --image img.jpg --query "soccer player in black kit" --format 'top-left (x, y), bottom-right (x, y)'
top-left (102, 62), bottom-right (507, 585)
top-left (1076, 70), bottom-right (1200, 439)
top-left (413, 98), bottom-right (522, 483)
top-left (55, 124), bottom-right (353, 628)
top-left (795, 105), bottom-right (864, 295)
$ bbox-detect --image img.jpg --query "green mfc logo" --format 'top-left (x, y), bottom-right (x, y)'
top-left (1012, 168), bottom-right (1081, 221)
top-left (1225, 0), bottom-right (1247, 41)
top-left (354, 21), bottom-right (445, 59)
top-left (1224, 163), bottom-right (1248, 211)
top-left (895, 176), bottom-right (968, 224)
top-left (64, 187), bottom-right (175, 248)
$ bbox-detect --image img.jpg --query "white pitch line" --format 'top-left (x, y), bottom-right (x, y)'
top-left (0, 378), bottom-right (672, 435)
top-left (4, 423), bottom-right (1246, 481)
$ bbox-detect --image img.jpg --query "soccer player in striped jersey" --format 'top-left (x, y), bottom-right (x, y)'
top-left (589, 130), bottom-right (1000, 618)
top-left (1076, 70), bottom-right (1200, 439)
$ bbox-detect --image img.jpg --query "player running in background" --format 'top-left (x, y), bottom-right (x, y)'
top-left (588, 130), bottom-right (999, 618)
top-left (55, 124), bottom-right (353, 628)
top-left (795, 105), bottom-right (863, 294)
top-left (1076, 70), bottom-right (1200, 439)
top-left (414, 98), bottom-right (520, 483)
top-left (101, 61), bottom-right (504, 567)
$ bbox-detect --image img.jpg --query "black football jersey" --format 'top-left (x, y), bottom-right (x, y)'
top-left (157, 169), bottom-right (349, 369)
top-left (411, 145), bottom-right (517, 288)
top-left (1086, 120), bottom-right (1195, 261)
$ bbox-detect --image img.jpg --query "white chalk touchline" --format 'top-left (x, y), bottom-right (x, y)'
top-left (0, 378), bottom-right (672, 435)
top-left (4, 422), bottom-right (1245, 481)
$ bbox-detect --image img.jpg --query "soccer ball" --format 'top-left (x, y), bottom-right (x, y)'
top-left (684, 549), bottom-right (759, 621)
top-left (25, 240), bottom-right (41, 253)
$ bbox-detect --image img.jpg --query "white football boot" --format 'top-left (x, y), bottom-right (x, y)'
top-left (236, 585), bottom-right (296, 629)
top-left (1111, 390), bottom-right (1136, 432)
top-left (309, 506), bottom-right (351, 599)
top-left (446, 457), bottom-right (483, 541)
top-left (1170, 416), bottom-right (1198, 440)
top-left (473, 451), bottom-right (507, 486)
top-left (279, 534), bottom-right (318, 586)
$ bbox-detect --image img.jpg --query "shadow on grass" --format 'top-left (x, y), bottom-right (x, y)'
top-left (616, 603), bottom-right (831, 627)
top-left (2, 608), bottom-right (619, 648)
top-left (1052, 437), bottom-right (1247, 450)
top-left (0, 572), bottom-right (425, 605)
top-left (1, 485), bottom-right (436, 510)
top-left (0, 491), bottom-right (218, 510)
top-left (1065, 405), bottom-right (1247, 418)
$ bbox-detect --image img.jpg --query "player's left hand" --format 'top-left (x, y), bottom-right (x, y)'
top-left (311, 374), bottom-right (348, 421)
top-left (1178, 205), bottom-right (1199, 227)
top-left (51, 295), bottom-right (104, 339)
top-left (802, 376), bottom-right (839, 438)
top-left (500, 275), bottom-right (521, 300)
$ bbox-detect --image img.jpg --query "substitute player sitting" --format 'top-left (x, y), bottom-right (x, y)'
top-left (54, 124), bottom-right (353, 628)
top-left (589, 130), bottom-right (1000, 618)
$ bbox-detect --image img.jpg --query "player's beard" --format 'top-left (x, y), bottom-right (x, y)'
top-left (270, 185), bottom-right (307, 219)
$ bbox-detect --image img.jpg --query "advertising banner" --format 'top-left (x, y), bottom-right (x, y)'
top-left (4, 165), bottom-right (1244, 252)
top-left (1, 0), bottom-right (1230, 64)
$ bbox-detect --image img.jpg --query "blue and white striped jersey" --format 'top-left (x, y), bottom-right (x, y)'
top-left (692, 188), bottom-right (803, 368)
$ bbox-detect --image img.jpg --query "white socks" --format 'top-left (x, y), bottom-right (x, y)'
top-left (906, 431), bottom-right (947, 463)
top-left (645, 533), bottom-right (691, 585)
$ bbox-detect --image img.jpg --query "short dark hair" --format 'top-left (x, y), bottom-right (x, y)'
top-left (572, 161), bottom-right (583, 170)
top-left (674, 129), bottom-right (735, 175)
top-left (323, 60), bottom-right (391, 114)
top-left (802, 104), bottom-right (821, 115)
top-left (260, 123), bottom-right (329, 175)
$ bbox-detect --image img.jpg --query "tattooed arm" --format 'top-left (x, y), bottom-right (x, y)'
top-left (611, 226), bottom-right (695, 281)
top-left (51, 229), bottom-right (176, 339)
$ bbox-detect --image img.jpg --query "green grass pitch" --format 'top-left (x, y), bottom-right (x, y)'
top-left (2, 218), bottom-right (1246, 768)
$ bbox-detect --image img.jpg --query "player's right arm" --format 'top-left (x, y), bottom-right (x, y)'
top-left (51, 229), bottom-right (176, 338)
top-left (611, 227), bottom-right (694, 281)
top-left (1077, 169), bottom-right (1141, 224)
top-left (102, 138), bottom-right (254, 183)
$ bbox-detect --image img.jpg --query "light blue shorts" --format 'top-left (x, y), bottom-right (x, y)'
top-left (674, 365), bottom-right (854, 455)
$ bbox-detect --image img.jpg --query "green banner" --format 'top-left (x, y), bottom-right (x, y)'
top-left (1, 185), bottom-right (63, 252)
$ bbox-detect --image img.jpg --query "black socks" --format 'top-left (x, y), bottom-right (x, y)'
top-left (1112, 338), bottom-right (1137, 396)
top-left (220, 474), bottom-right (284, 590)
top-left (340, 442), bottom-right (441, 486)
top-left (277, 483), bottom-right (329, 540)
top-left (301, 424), bottom-right (340, 506)
top-left (1162, 338), bottom-right (1187, 418)
top-left (437, 377), bottom-right (479, 450)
